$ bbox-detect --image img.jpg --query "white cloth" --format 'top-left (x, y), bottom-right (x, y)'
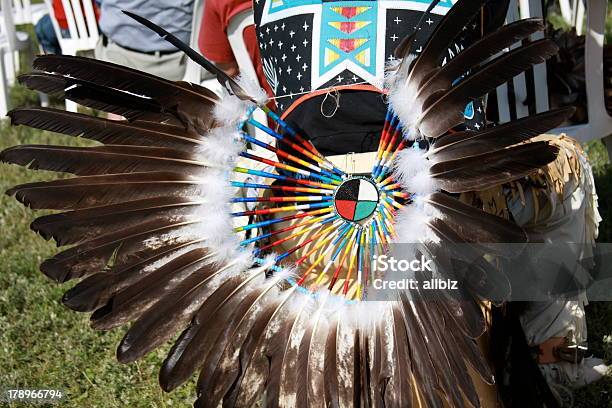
top-left (507, 140), bottom-right (600, 388)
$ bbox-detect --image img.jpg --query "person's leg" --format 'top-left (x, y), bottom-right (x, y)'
top-left (507, 135), bottom-right (608, 401)
top-left (34, 14), bottom-right (62, 55)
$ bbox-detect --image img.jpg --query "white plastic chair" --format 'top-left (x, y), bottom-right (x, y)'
top-left (559, 0), bottom-right (585, 35)
top-left (0, 0), bottom-right (30, 89)
top-left (495, 0), bottom-right (612, 147)
top-left (0, 0), bottom-right (44, 81)
top-left (0, 45), bottom-right (8, 116)
top-left (226, 9), bottom-right (269, 138)
top-left (183, 0), bottom-right (205, 83)
top-left (43, 0), bottom-right (99, 111)
top-left (43, 0), bottom-right (98, 56)
top-left (10, 0), bottom-right (46, 25)
top-left (496, 0), bottom-right (550, 125)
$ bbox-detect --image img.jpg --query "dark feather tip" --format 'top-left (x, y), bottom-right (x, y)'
top-left (0, 148), bottom-right (12, 163)
top-left (30, 220), bottom-right (52, 241)
top-left (158, 370), bottom-right (174, 392)
top-left (159, 359), bottom-right (180, 392)
top-left (6, 110), bottom-right (17, 125)
top-left (62, 274), bottom-right (108, 312)
top-left (116, 341), bottom-right (137, 364)
top-left (62, 291), bottom-right (94, 312)
top-left (40, 259), bottom-right (68, 283)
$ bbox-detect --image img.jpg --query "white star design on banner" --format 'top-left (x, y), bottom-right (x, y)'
top-left (258, 0), bottom-right (456, 92)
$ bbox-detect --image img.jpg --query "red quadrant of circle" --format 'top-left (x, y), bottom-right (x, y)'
top-left (335, 199), bottom-right (357, 220)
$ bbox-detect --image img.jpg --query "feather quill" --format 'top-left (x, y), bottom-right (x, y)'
top-left (393, 0), bottom-right (441, 58)
top-left (122, 11), bottom-right (256, 103)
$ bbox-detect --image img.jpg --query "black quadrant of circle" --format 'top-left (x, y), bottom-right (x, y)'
top-left (334, 178), bottom-right (361, 201)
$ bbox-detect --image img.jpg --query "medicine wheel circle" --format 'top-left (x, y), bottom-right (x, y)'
top-left (333, 177), bottom-right (380, 223)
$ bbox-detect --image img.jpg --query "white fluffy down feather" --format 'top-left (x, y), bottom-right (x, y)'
top-left (393, 204), bottom-right (435, 244)
top-left (200, 169), bottom-right (236, 208)
top-left (213, 89), bottom-right (252, 126)
top-left (386, 56), bottom-right (422, 136)
top-left (235, 74), bottom-right (269, 105)
top-left (392, 147), bottom-right (438, 195)
top-left (198, 127), bottom-right (243, 168)
top-left (192, 169), bottom-right (243, 262)
top-left (390, 146), bottom-right (440, 245)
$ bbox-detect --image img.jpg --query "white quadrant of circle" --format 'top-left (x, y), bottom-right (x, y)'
top-left (358, 179), bottom-right (379, 201)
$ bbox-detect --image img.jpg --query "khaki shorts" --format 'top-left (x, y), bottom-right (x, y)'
top-left (94, 37), bottom-right (187, 81)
